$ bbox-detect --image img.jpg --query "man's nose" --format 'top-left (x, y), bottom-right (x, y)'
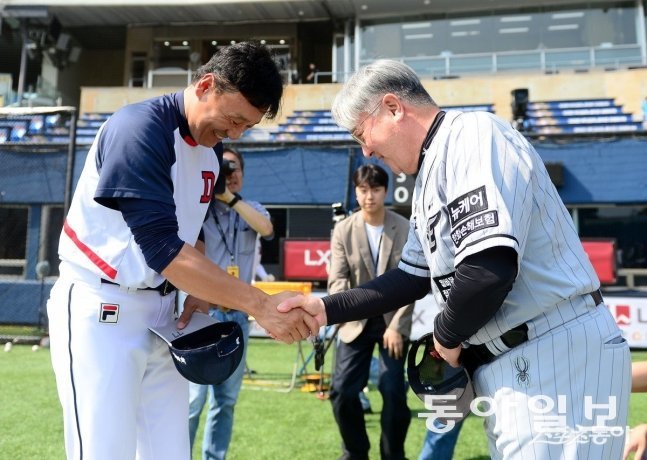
top-left (227, 126), bottom-right (245, 140)
top-left (361, 146), bottom-right (373, 158)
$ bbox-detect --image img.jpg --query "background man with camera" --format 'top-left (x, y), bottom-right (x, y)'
top-left (188, 147), bottom-right (274, 460)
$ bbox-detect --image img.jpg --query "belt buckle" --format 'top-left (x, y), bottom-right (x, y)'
top-left (159, 280), bottom-right (174, 296)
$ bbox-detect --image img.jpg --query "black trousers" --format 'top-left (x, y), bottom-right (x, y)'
top-left (329, 316), bottom-right (411, 460)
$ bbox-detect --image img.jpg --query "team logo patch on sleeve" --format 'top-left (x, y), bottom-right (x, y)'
top-left (450, 210), bottom-right (499, 247)
top-left (433, 272), bottom-right (455, 301)
top-left (426, 211), bottom-right (441, 254)
top-left (448, 185), bottom-right (488, 227)
top-left (99, 303), bottom-right (119, 323)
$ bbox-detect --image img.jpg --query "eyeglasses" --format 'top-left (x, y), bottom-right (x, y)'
top-left (350, 101), bottom-right (382, 146)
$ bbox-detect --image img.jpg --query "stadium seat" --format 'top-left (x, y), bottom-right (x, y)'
top-left (525, 98), bottom-right (642, 134)
top-left (271, 110), bottom-right (352, 142)
top-left (442, 104), bottom-right (495, 113)
top-left (0, 126), bottom-right (10, 143)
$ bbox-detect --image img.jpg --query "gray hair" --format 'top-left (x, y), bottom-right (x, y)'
top-left (331, 60), bottom-right (436, 131)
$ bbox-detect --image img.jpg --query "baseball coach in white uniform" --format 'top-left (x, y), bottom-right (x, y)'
top-left (278, 60), bottom-right (630, 460)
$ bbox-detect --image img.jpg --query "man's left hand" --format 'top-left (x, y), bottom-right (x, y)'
top-left (177, 295), bottom-right (211, 329)
top-left (383, 329), bottom-right (404, 359)
top-left (433, 335), bottom-right (462, 368)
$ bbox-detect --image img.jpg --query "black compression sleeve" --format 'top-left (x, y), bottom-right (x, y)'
top-left (322, 268), bottom-right (431, 325)
top-left (433, 246), bottom-right (518, 348)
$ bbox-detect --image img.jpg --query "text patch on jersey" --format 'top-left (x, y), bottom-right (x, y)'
top-left (433, 272), bottom-right (455, 302)
top-left (426, 211), bottom-right (441, 254)
top-left (448, 185), bottom-right (488, 227)
top-left (451, 210), bottom-right (499, 248)
top-left (99, 303), bottom-right (119, 323)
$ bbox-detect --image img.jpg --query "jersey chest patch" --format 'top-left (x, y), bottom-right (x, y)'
top-left (450, 210), bottom-right (499, 247)
top-left (447, 185), bottom-right (499, 248)
top-left (99, 303), bottom-right (119, 323)
top-left (448, 185), bottom-right (488, 227)
top-left (433, 272), bottom-right (455, 301)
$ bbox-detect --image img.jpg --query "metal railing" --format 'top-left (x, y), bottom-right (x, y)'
top-left (359, 44), bottom-right (644, 79)
top-left (617, 268), bottom-right (647, 289)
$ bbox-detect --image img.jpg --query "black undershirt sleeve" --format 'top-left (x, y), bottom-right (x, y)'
top-left (433, 246), bottom-right (518, 348)
top-left (322, 268), bottom-right (431, 325)
top-left (119, 198), bottom-right (184, 274)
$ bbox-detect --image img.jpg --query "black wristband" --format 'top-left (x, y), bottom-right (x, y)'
top-left (227, 192), bottom-right (242, 207)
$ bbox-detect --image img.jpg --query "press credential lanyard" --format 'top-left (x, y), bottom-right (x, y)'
top-left (213, 210), bottom-right (240, 276)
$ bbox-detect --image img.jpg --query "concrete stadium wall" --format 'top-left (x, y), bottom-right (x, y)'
top-left (79, 67), bottom-right (647, 125)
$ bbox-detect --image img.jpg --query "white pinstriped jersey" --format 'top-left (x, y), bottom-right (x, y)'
top-left (398, 110), bottom-right (599, 345)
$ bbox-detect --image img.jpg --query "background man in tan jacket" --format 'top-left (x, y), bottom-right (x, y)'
top-left (328, 164), bottom-right (414, 460)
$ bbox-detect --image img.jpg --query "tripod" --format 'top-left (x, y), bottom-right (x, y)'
top-left (312, 325), bottom-right (340, 398)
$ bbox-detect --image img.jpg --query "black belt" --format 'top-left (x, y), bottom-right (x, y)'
top-left (461, 288), bottom-right (603, 376)
top-left (101, 278), bottom-right (176, 296)
top-left (462, 323), bottom-right (529, 376)
top-left (590, 288), bottom-right (603, 306)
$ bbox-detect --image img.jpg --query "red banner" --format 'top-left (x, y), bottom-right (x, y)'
top-left (282, 239), bottom-right (331, 281)
top-left (581, 239), bottom-right (616, 284)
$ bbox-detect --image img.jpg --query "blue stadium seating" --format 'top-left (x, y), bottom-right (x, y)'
top-left (0, 104), bottom-right (496, 145)
top-left (442, 104), bottom-right (495, 113)
top-left (0, 113), bottom-right (79, 143)
top-left (2, 99), bottom-right (641, 145)
top-left (0, 119), bottom-right (29, 141)
top-left (271, 109), bottom-right (351, 142)
top-left (73, 113), bottom-right (111, 144)
top-left (0, 126), bottom-right (10, 143)
top-left (269, 104), bottom-right (495, 142)
top-left (525, 98), bottom-right (643, 134)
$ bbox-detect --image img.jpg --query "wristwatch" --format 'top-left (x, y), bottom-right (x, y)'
top-left (227, 192), bottom-right (242, 207)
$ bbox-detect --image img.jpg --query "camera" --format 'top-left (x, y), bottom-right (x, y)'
top-left (221, 159), bottom-right (238, 176)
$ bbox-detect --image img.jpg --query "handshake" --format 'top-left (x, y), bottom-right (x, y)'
top-left (178, 289), bottom-right (330, 344)
top-left (260, 292), bottom-right (328, 343)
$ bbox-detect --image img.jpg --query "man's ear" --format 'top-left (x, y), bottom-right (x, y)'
top-left (383, 93), bottom-right (404, 121)
top-left (195, 73), bottom-right (215, 98)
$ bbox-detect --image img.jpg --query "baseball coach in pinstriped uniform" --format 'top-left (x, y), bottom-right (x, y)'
top-left (278, 59), bottom-right (631, 460)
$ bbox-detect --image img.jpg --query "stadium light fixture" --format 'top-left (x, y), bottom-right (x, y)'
top-left (0, 5), bottom-right (48, 19)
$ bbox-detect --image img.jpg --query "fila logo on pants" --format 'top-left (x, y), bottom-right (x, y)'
top-left (99, 303), bottom-right (120, 323)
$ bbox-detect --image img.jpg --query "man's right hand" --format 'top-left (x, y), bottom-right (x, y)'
top-left (254, 292), bottom-right (321, 344)
top-left (276, 295), bottom-right (327, 328)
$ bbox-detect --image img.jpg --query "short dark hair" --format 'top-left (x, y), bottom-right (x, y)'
top-left (223, 147), bottom-right (244, 172)
top-left (353, 164), bottom-right (389, 190)
top-left (194, 42), bottom-right (283, 119)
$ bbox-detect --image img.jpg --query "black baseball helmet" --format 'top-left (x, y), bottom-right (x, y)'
top-left (407, 332), bottom-right (475, 424)
top-left (149, 313), bottom-right (244, 385)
